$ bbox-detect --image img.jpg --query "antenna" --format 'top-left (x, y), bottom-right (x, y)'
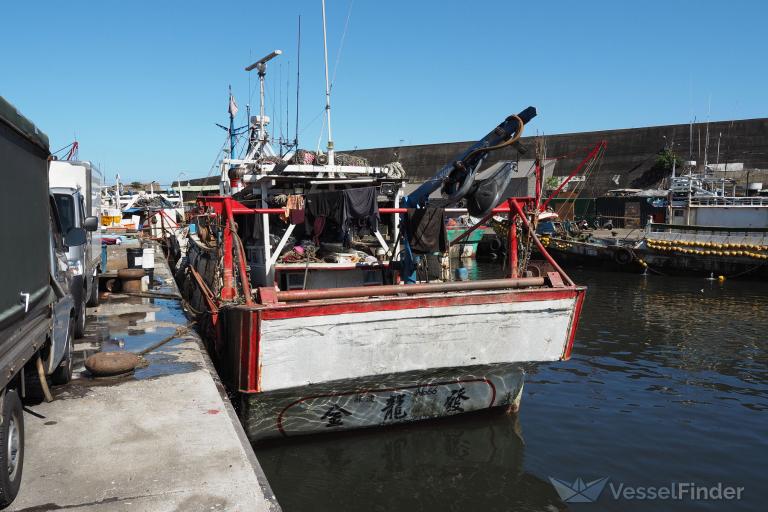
top-left (245, 50), bottom-right (282, 72)
top-left (704, 95), bottom-right (711, 169)
top-left (278, 62), bottom-right (283, 146)
top-left (245, 49), bottom-right (282, 149)
top-left (688, 117), bottom-right (693, 161)
top-left (321, 0), bottom-right (334, 165)
top-left (295, 15), bottom-right (301, 149)
top-left (286, 61), bottom-right (290, 152)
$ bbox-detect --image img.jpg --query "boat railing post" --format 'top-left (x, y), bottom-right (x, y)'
top-left (393, 188), bottom-right (401, 262)
top-left (221, 197), bottom-right (237, 300)
top-left (261, 184), bottom-right (274, 286)
top-left (510, 198), bottom-right (575, 287)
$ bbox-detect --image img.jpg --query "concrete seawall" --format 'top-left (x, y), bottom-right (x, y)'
top-left (346, 117), bottom-right (768, 196)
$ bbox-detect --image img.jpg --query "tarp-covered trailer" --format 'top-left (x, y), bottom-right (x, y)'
top-left (0, 96), bottom-right (57, 508)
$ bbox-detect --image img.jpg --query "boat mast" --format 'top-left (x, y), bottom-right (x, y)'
top-left (295, 15), bottom-right (301, 149)
top-left (228, 85), bottom-right (237, 159)
top-left (245, 50), bottom-right (282, 154)
top-left (321, 0), bottom-right (334, 165)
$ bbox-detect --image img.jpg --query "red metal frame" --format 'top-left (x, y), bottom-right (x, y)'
top-left (196, 194), bottom-right (577, 296)
top-left (194, 194), bottom-right (586, 393)
top-left (562, 289), bottom-right (586, 361)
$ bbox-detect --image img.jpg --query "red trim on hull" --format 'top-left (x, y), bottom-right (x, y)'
top-left (237, 312), bottom-right (261, 392)
top-left (258, 287), bottom-right (584, 321)
top-left (562, 288), bottom-right (586, 361)
top-left (275, 377), bottom-right (497, 437)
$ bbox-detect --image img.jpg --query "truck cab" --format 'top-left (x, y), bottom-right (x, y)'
top-left (49, 161), bottom-right (102, 338)
top-left (47, 194), bottom-right (79, 383)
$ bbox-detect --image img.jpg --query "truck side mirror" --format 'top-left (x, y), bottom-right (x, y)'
top-left (83, 216), bottom-right (99, 232)
top-left (64, 227), bottom-right (87, 247)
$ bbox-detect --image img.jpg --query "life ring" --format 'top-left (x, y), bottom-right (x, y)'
top-left (613, 247), bottom-right (633, 265)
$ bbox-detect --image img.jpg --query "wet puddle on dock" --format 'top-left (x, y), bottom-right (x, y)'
top-left (63, 275), bottom-right (199, 392)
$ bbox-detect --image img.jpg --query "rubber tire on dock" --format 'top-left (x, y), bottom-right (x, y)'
top-left (613, 247), bottom-right (633, 265)
top-left (51, 321), bottom-right (75, 385)
top-left (0, 389), bottom-right (24, 508)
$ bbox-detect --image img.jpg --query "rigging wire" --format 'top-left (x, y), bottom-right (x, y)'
top-left (330, 0), bottom-right (355, 91)
top-left (206, 132), bottom-right (236, 178)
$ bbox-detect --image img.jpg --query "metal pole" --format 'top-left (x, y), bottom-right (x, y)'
top-left (671, 150), bottom-right (676, 180)
top-left (115, 174), bottom-right (121, 213)
top-left (274, 277), bottom-right (546, 302)
top-left (176, 172), bottom-right (185, 208)
top-left (221, 198), bottom-right (236, 300)
top-left (229, 85), bottom-right (237, 159)
top-left (508, 200), bottom-right (518, 278)
top-left (259, 71), bottom-right (266, 146)
top-left (321, 0), bottom-right (334, 165)
top-left (716, 132), bottom-right (721, 166)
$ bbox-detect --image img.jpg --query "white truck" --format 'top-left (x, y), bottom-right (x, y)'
top-left (49, 161), bottom-right (102, 337)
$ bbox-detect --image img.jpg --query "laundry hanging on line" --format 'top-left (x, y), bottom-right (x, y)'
top-left (406, 207), bottom-right (448, 254)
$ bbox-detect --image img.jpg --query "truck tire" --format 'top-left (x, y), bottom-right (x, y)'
top-left (74, 297), bottom-right (86, 339)
top-left (23, 361), bottom-right (47, 404)
top-left (86, 272), bottom-right (100, 307)
top-left (0, 389), bottom-right (24, 508)
top-left (51, 320), bottom-right (75, 385)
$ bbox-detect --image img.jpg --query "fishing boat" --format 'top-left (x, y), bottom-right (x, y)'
top-left (638, 167), bottom-right (768, 278)
top-left (172, 8), bottom-right (585, 441)
top-left (538, 158), bottom-right (768, 279)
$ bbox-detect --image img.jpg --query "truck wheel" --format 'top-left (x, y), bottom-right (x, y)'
top-left (74, 298), bottom-right (86, 339)
top-left (51, 321), bottom-right (75, 385)
top-left (0, 389), bottom-right (24, 508)
top-left (86, 273), bottom-right (100, 307)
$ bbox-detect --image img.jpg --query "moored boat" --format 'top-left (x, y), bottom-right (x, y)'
top-left (172, 36), bottom-right (585, 441)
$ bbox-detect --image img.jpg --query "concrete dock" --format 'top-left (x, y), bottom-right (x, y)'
top-left (9, 245), bottom-right (280, 511)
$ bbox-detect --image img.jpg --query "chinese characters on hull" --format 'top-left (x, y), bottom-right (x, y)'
top-left (444, 387), bottom-right (470, 413)
top-left (320, 404), bottom-right (352, 427)
top-left (381, 393), bottom-right (408, 421)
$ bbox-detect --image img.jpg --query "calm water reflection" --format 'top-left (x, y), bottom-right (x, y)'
top-left (254, 262), bottom-right (768, 511)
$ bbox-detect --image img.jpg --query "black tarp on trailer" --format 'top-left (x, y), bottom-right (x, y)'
top-left (0, 96), bottom-right (52, 329)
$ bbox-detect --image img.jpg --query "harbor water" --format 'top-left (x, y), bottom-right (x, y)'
top-left (254, 262), bottom-right (767, 511)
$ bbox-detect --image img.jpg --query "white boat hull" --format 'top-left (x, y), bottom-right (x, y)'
top-left (256, 295), bottom-right (575, 392)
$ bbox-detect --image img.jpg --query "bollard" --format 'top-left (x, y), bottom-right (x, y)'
top-left (142, 247), bottom-right (155, 282)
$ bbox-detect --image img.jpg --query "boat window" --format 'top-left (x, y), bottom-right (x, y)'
top-left (54, 193), bottom-right (76, 234)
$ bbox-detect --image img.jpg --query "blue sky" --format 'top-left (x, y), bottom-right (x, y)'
top-left (2, 0), bottom-right (766, 184)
